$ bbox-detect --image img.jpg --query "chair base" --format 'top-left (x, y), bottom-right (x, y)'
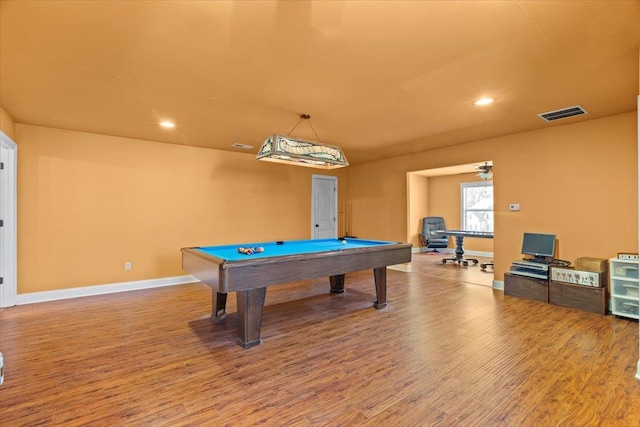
top-left (442, 257), bottom-right (479, 267)
top-left (480, 262), bottom-right (494, 271)
top-left (424, 248), bottom-right (445, 254)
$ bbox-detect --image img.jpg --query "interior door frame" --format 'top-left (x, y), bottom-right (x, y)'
top-left (0, 131), bottom-right (17, 307)
top-left (636, 96), bottom-right (640, 380)
top-left (311, 174), bottom-right (338, 239)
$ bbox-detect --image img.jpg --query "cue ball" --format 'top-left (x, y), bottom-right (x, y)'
top-left (341, 240), bottom-right (347, 245)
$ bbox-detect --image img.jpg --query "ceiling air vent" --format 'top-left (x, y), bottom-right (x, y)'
top-left (538, 105), bottom-right (587, 122)
top-left (232, 143), bottom-right (254, 150)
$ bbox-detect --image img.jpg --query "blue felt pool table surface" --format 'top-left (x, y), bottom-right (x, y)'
top-left (195, 238), bottom-right (397, 262)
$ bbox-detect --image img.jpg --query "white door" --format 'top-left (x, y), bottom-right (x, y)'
top-left (0, 131), bottom-right (17, 307)
top-left (311, 175), bottom-right (337, 239)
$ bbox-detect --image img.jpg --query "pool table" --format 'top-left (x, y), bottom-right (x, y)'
top-left (181, 238), bottom-right (412, 348)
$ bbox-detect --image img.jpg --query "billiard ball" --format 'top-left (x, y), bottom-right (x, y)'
top-left (341, 240), bottom-right (347, 245)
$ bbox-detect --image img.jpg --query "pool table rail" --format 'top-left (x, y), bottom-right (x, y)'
top-left (182, 244), bottom-right (411, 293)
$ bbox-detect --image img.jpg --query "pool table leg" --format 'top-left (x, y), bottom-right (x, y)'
top-left (236, 287), bottom-right (267, 348)
top-left (213, 292), bottom-right (227, 321)
top-left (373, 267), bottom-right (387, 309)
top-left (329, 274), bottom-right (346, 293)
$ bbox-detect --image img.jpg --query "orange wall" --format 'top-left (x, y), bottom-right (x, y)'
top-left (16, 124), bottom-right (347, 293)
top-left (0, 107), bottom-right (16, 140)
top-left (407, 174), bottom-right (429, 247)
top-left (12, 112), bottom-right (639, 292)
top-left (348, 112), bottom-right (638, 280)
top-left (346, 157), bottom-right (411, 242)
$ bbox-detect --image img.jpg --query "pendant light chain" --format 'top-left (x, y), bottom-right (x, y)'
top-left (286, 114), bottom-right (322, 142)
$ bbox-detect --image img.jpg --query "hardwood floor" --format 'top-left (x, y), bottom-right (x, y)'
top-left (1, 252), bottom-right (639, 426)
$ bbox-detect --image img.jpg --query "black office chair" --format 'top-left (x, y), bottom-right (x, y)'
top-left (419, 217), bottom-right (449, 253)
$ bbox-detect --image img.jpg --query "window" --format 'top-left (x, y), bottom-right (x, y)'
top-left (461, 182), bottom-right (493, 232)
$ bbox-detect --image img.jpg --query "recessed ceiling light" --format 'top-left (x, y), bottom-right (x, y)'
top-left (160, 121), bottom-right (175, 128)
top-left (474, 97), bottom-right (495, 106)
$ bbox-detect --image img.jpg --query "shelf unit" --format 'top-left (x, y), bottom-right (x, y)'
top-left (609, 257), bottom-right (639, 319)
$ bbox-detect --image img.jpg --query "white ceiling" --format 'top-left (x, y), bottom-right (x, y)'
top-left (1, 0), bottom-right (639, 165)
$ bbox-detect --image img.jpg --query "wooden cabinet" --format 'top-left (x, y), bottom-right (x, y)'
top-left (504, 273), bottom-right (547, 302)
top-left (548, 280), bottom-right (606, 314)
top-left (609, 258), bottom-right (639, 319)
top-left (548, 266), bottom-right (607, 314)
top-left (505, 267), bottom-right (607, 315)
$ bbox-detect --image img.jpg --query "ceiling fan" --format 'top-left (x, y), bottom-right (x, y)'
top-left (477, 162), bottom-right (493, 180)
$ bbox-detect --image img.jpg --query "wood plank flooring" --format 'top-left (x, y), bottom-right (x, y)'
top-left (1, 252), bottom-right (639, 426)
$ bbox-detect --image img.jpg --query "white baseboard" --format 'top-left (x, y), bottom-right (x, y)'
top-left (16, 275), bottom-right (200, 305)
top-left (463, 250), bottom-right (494, 258)
top-left (389, 263), bottom-right (412, 273)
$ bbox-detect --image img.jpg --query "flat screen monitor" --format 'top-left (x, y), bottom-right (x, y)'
top-left (521, 232), bottom-right (556, 259)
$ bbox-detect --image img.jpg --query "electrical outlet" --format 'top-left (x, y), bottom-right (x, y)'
top-left (509, 203), bottom-right (520, 211)
top-left (125, 262), bottom-right (132, 271)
